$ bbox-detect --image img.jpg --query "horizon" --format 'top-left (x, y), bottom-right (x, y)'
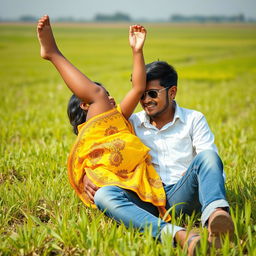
top-left (1, 0), bottom-right (256, 21)
top-left (0, 13), bottom-right (254, 23)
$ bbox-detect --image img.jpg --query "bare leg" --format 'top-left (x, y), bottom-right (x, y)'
top-left (37, 15), bottom-right (113, 119)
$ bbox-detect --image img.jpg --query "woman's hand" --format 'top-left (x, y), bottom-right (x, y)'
top-left (83, 174), bottom-right (99, 203)
top-left (129, 25), bottom-right (147, 52)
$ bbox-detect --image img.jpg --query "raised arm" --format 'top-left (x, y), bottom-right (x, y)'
top-left (120, 25), bottom-right (147, 119)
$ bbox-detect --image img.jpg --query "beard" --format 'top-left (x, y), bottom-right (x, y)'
top-left (147, 93), bottom-right (171, 119)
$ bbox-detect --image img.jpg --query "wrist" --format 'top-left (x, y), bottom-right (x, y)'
top-left (132, 48), bottom-right (143, 54)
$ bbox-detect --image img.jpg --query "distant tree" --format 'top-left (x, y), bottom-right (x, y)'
top-left (19, 15), bottom-right (37, 22)
top-left (55, 17), bottom-right (76, 22)
top-left (231, 14), bottom-right (245, 22)
top-left (94, 12), bottom-right (131, 22)
top-left (170, 14), bottom-right (246, 23)
top-left (113, 12), bottom-right (131, 21)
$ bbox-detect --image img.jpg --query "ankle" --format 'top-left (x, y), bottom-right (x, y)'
top-left (174, 230), bottom-right (187, 247)
top-left (45, 50), bottom-right (62, 61)
top-left (175, 230), bottom-right (199, 248)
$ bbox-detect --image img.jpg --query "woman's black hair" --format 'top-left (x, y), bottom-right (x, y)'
top-left (67, 94), bottom-right (86, 135)
top-left (67, 82), bottom-right (104, 135)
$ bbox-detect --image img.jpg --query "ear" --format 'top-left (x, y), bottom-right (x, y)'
top-left (80, 102), bottom-right (89, 111)
top-left (169, 86), bottom-right (177, 100)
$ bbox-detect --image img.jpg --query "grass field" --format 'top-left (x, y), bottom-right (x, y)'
top-left (0, 22), bottom-right (256, 255)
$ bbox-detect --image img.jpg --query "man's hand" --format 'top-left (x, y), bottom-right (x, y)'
top-left (129, 25), bottom-right (147, 52)
top-left (83, 174), bottom-right (99, 203)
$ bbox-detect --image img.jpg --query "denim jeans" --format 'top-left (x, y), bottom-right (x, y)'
top-left (94, 150), bottom-right (229, 239)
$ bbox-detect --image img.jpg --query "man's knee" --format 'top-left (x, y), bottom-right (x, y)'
top-left (94, 186), bottom-right (125, 210)
top-left (196, 150), bottom-right (223, 171)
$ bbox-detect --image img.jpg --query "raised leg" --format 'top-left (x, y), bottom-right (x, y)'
top-left (37, 15), bottom-right (113, 119)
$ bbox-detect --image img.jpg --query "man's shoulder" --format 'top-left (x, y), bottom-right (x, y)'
top-left (178, 105), bottom-right (205, 123)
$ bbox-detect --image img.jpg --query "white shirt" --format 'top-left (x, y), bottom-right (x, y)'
top-left (129, 102), bottom-right (218, 185)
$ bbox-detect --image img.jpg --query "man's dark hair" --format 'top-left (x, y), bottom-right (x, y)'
top-left (146, 61), bottom-right (178, 88)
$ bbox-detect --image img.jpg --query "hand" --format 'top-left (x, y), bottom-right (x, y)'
top-left (129, 25), bottom-right (147, 52)
top-left (83, 174), bottom-right (99, 203)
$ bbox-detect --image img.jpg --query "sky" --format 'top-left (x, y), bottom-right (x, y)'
top-left (1, 0), bottom-right (256, 20)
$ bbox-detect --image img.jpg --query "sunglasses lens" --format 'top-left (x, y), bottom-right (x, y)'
top-left (148, 90), bottom-right (158, 98)
top-left (141, 90), bottom-right (159, 100)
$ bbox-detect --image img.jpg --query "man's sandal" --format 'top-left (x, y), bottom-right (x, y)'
top-left (186, 234), bottom-right (201, 256)
top-left (208, 209), bottom-right (234, 249)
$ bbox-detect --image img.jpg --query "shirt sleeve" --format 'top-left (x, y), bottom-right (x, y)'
top-left (192, 113), bottom-right (218, 154)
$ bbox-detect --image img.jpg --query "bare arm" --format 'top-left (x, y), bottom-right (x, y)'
top-left (120, 25), bottom-right (147, 119)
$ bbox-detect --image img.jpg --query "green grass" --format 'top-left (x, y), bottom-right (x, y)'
top-left (0, 22), bottom-right (256, 255)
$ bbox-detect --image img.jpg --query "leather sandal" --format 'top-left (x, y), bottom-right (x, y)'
top-left (186, 234), bottom-right (201, 256)
top-left (208, 209), bottom-right (234, 249)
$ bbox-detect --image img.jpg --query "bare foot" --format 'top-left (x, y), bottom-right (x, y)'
top-left (37, 15), bottom-right (60, 60)
top-left (175, 230), bottom-right (203, 256)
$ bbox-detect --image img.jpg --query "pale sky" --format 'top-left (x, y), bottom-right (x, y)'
top-left (1, 0), bottom-right (256, 20)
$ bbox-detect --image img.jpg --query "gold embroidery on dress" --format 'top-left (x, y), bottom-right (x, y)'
top-left (148, 178), bottom-right (163, 189)
top-left (109, 151), bottom-right (123, 167)
top-left (108, 139), bottom-right (125, 166)
top-left (111, 138), bottom-right (125, 150)
top-left (88, 142), bottom-right (105, 164)
top-left (89, 148), bottom-right (105, 164)
top-left (105, 126), bottom-right (119, 136)
top-left (116, 169), bottom-right (129, 179)
top-left (83, 110), bottom-right (121, 134)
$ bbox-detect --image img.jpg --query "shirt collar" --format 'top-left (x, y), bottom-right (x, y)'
top-left (139, 101), bottom-right (185, 128)
top-left (174, 101), bottom-right (185, 123)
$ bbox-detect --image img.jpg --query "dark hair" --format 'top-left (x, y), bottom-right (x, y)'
top-left (67, 94), bottom-right (86, 135)
top-left (145, 61), bottom-right (178, 88)
top-left (67, 82), bottom-right (104, 135)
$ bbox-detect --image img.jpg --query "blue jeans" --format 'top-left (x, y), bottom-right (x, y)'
top-left (94, 150), bottom-right (229, 238)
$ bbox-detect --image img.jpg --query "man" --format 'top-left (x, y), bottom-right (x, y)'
top-left (83, 61), bottom-right (234, 253)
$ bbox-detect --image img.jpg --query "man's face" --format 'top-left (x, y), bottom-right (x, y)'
top-left (140, 80), bottom-right (176, 118)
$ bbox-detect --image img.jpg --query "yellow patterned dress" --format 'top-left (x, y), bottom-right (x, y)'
top-left (68, 107), bottom-right (169, 220)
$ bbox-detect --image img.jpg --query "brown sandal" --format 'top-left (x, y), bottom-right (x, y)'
top-left (186, 234), bottom-right (201, 256)
top-left (208, 209), bottom-right (234, 248)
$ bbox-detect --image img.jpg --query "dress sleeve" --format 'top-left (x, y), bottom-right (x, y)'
top-left (116, 104), bottom-right (135, 134)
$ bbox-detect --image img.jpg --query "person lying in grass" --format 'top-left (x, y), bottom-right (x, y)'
top-left (37, 15), bottom-right (215, 255)
top-left (36, 16), bottom-right (167, 208)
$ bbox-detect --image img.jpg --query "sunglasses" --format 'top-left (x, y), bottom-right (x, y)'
top-left (141, 87), bottom-right (169, 100)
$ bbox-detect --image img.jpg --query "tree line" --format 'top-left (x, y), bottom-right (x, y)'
top-left (1, 12), bottom-right (255, 23)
